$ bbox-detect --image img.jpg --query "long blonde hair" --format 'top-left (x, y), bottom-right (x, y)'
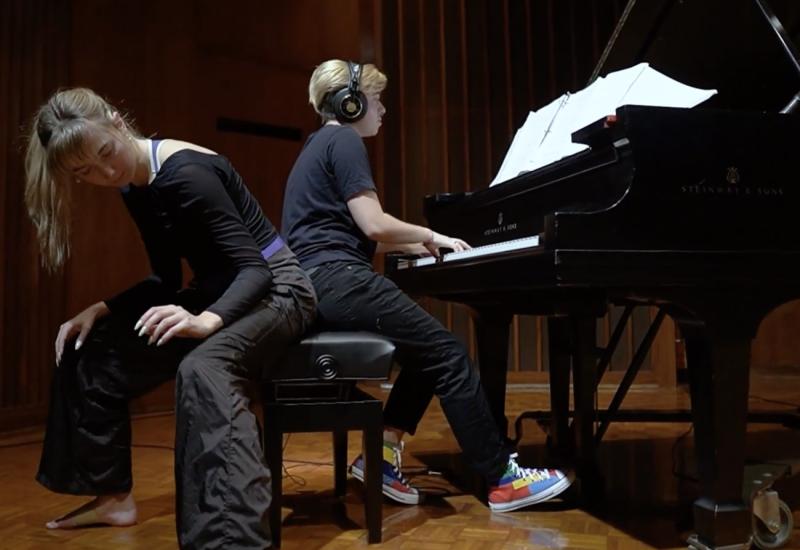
top-left (24, 88), bottom-right (138, 271)
top-left (308, 60), bottom-right (387, 121)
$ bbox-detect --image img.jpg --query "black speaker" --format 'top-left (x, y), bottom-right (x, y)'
top-left (328, 61), bottom-right (368, 123)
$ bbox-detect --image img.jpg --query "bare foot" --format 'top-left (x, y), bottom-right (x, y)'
top-left (45, 492), bottom-right (138, 529)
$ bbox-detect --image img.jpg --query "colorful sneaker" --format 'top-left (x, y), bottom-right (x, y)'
top-left (349, 441), bottom-right (421, 505)
top-left (488, 453), bottom-right (573, 512)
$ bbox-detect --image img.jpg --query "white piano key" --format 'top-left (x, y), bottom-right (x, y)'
top-left (398, 235), bottom-right (540, 270)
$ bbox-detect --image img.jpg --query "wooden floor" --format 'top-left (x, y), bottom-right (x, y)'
top-left (3, 373), bottom-right (800, 549)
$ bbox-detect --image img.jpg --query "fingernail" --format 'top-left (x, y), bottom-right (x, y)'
top-left (74, 340), bottom-right (82, 351)
top-left (156, 338), bottom-right (164, 346)
top-left (134, 320), bottom-right (142, 331)
top-left (138, 327), bottom-right (147, 337)
top-left (46, 521), bottom-right (57, 529)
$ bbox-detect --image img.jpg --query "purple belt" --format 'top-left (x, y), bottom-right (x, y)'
top-left (261, 236), bottom-right (285, 260)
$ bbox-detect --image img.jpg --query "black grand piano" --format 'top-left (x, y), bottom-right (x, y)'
top-left (386, 0), bottom-right (800, 548)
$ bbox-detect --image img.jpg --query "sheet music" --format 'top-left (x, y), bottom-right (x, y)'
top-left (492, 95), bottom-right (568, 185)
top-left (490, 63), bottom-right (717, 187)
top-left (621, 63), bottom-right (720, 107)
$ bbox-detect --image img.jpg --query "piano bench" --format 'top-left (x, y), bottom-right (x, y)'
top-left (262, 331), bottom-right (395, 547)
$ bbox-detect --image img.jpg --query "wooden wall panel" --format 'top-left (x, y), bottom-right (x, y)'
top-left (1, 0), bottom-right (368, 430)
top-left (752, 300), bottom-right (800, 370)
top-left (0, 0), bottom-right (70, 431)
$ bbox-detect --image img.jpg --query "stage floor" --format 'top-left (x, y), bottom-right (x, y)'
top-left (2, 373), bottom-right (800, 549)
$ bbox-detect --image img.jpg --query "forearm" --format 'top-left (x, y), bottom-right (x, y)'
top-left (205, 264), bottom-right (273, 326)
top-left (376, 242), bottom-right (430, 255)
top-left (91, 301), bottom-right (111, 318)
top-left (367, 213), bottom-right (432, 244)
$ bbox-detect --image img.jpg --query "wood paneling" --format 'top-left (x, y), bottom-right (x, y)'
top-left (752, 299), bottom-right (800, 370)
top-left (1, 0), bottom-right (368, 430)
top-left (0, 0), bottom-right (70, 431)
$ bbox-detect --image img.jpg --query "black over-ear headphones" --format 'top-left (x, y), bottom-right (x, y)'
top-left (328, 61), bottom-right (368, 123)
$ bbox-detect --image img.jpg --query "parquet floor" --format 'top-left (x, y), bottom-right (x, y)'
top-left (2, 373), bottom-right (800, 549)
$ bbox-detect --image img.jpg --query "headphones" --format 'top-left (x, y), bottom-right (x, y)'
top-left (326, 61), bottom-right (368, 123)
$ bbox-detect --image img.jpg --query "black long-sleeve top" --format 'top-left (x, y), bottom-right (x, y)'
top-left (105, 150), bottom-right (278, 326)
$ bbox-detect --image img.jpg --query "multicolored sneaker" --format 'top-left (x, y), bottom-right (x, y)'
top-left (488, 453), bottom-right (573, 512)
top-left (349, 441), bottom-right (421, 505)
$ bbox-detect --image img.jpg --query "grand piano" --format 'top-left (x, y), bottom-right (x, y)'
top-left (386, 0), bottom-right (800, 548)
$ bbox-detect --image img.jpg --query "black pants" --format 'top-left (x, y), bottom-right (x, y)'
top-left (37, 249), bottom-right (316, 549)
top-left (310, 261), bottom-right (509, 481)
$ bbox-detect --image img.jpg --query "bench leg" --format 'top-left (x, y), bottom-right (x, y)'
top-left (363, 424), bottom-right (382, 543)
top-left (334, 429), bottom-right (348, 497)
top-left (265, 409), bottom-right (284, 548)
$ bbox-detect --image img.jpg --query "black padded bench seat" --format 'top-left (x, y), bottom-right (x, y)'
top-left (266, 331), bottom-right (395, 383)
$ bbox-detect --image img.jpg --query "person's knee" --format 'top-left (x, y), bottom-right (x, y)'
top-left (435, 335), bottom-right (469, 367)
top-left (176, 356), bottom-right (213, 394)
top-left (58, 315), bottom-right (114, 368)
top-left (176, 354), bottom-right (242, 409)
top-left (431, 343), bottom-right (476, 392)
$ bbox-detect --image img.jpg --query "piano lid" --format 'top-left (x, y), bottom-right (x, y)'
top-left (591, 0), bottom-right (800, 113)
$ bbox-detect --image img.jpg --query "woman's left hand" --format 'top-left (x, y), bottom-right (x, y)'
top-left (135, 305), bottom-right (223, 346)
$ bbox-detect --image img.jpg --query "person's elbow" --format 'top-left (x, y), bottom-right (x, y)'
top-left (359, 220), bottom-right (390, 242)
top-left (357, 213), bottom-right (397, 242)
top-left (348, 193), bottom-right (388, 241)
top-left (235, 262), bottom-right (274, 292)
top-left (251, 263), bottom-right (274, 286)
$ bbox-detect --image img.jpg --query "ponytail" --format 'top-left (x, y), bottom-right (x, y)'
top-left (24, 108), bottom-right (71, 272)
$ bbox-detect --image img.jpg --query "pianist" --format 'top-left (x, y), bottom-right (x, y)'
top-left (281, 59), bottom-right (573, 511)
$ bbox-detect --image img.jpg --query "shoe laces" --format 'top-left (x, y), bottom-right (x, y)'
top-left (506, 453), bottom-right (551, 482)
top-left (386, 441), bottom-right (412, 486)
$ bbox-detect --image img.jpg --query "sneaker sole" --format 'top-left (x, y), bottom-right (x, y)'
top-left (488, 472), bottom-right (574, 513)
top-left (349, 464), bottom-right (421, 505)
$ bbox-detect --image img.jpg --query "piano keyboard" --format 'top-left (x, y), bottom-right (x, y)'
top-left (396, 235), bottom-right (541, 270)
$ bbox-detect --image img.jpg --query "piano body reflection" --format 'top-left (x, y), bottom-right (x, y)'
top-left (386, 0), bottom-right (800, 548)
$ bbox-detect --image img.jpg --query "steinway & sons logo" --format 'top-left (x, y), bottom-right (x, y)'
top-left (483, 211), bottom-right (518, 237)
top-left (681, 165), bottom-right (783, 197)
top-left (726, 166), bottom-right (740, 184)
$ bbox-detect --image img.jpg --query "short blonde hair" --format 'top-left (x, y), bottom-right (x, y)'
top-left (24, 88), bottom-right (139, 271)
top-left (308, 60), bottom-right (387, 120)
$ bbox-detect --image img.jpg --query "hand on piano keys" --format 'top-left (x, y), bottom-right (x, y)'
top-left (395, 234), bottom-right (541, 270)
top-left (424, 230), bottom-right (471, 257)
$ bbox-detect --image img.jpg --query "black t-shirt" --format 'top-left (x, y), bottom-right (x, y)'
top-left (281, 125), bottom-right (377, 270)
top-left (105, 150), bottom-right (279, 326)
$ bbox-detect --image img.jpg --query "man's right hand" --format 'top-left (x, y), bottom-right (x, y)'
top-left (424, 231), bottom-right (471, 257)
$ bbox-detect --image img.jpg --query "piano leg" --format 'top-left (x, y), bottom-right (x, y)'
top-left (569, 315), bottom-right (603, 499)
top-left (472, 309), bottom-right (513, 439)
top-left (547, 314), bottom-right (602, 497)
top-left (546, 317), bottom-right (572, 460)
top-left (679, 321), bottom-right (752, 549)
